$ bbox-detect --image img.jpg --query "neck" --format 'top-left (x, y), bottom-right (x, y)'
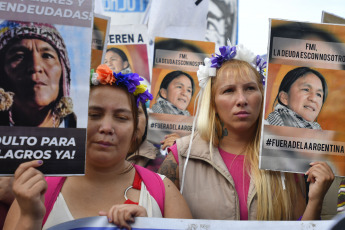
top-left (83, 159), bottom-right (133, 184)
top-left (219, 125), bottom-right (256, 155)
top-left (12, 100), bottom-right (57, 127)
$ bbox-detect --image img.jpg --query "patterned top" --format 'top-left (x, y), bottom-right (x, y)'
top-left (266, 104), bottom-right (321, 129)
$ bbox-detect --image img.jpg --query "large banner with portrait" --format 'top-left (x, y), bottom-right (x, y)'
top-left (0, 0), bottom-right (93, 175)
top-left (260, 19), bottom-right (345, 176)
top-left (148, 37), bottom-right (215, 145)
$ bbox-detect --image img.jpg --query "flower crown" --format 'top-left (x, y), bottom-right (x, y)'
top-left (197, 41), bottom-right (267, 88)
top-left (91, 64), bottom-right (153, 107)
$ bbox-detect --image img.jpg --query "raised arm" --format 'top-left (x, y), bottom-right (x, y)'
top-left (301, 161), bottom-right (334, 220)
top-left (4, 160), bottom-right (47, 230)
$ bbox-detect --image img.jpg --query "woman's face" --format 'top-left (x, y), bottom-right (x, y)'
top-left (214, 68), bottom-right (263, 134)
top-left (104, 51), bottom-right (128, 74)
top-left (160, 75), bottom-right (193, 111)
top-left (4, 39), bottom-right (62, 109)
top-left (280, 73), bottom-right (323, 122)
top-left (87, 86), bottom-right (135, 166)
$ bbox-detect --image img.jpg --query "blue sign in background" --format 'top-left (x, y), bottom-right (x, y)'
top-left (103, 0), bottom-right (149, 12)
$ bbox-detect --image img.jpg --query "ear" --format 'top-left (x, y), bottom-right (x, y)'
top-left (160, 88), bottom-right (167, 99)
top-left (278, 91), bottom-right (289, 106)
top-left (123, 61), bottom-right (129, 69)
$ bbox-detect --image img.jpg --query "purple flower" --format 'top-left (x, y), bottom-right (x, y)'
top-left (115, 72), bottom-right (143, 93)
top-left (136, 90), bottom-right (153, 107)
top-left (210, 45), bottom-right (236, 68)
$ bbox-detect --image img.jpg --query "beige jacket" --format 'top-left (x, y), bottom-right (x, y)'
top-left (176, 133), bottom-right (258, 220)
top-left (127, 140), bottom-right (160, 167)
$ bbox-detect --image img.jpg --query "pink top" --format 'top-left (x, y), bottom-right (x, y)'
top-left (169, 144), bottom-right (250, 220)
top-left (219, 148), bottom-right (250, 220)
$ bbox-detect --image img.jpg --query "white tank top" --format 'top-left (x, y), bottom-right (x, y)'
top-left (43, 175), bottom-right (165, 230)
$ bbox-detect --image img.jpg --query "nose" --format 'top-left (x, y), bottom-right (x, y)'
top-left (98, 116), bottom-right (115, 135)
top-left (307, 92), bottom-right (318, 103)
top-left (28, 51), bottom-right (43, 74)
top-left (236, 90), bottom-right (248, 107)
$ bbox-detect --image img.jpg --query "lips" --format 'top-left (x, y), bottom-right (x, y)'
top-left (235, 111), bottom-right (249, 115)
top-left (304, 105), bottom-right (315, 111)
top-left (177, 98), bottom-right (187, 103)
top-left (95, 140), bottom-right (114, 147)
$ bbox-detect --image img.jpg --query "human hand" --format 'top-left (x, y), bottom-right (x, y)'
top-left (0, 177), bottom-right (14, 205)
top-left (305, 161), bottom-right (334, 203)
top-left (160, 133), bottom-right (180, 150)
top-left (13, 160), bottom-right (47, 220)
top-left (99, 204), bottom-right (147, 230)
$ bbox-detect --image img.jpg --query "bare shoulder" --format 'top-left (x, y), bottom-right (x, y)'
top-left (162, 177), bottom-right (192, 219)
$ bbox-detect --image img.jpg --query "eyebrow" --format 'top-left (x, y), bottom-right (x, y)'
top-left (174, 81), bottom-right (192, 89)
top-left (301, 83), bottom-right (323, 93)
top-left (88, 106), bottom-right (132, 113)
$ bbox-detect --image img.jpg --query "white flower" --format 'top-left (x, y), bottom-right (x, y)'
top-left (197, 58), bottom-right (216, 88)
top-left (91, 73), bottom-right (99, 85)
top-left (234, 44), bottom-right (256, 65)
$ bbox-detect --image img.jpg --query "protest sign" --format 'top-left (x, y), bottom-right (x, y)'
top-left (91, 13), bottom-right (110, 70)
top-left (106, 24), bottom-right (151, 85)
top-left (0, 0), bottom-right (93, 175)
top-left (47, 216), bottom-right (334, 230)
top-left (148, 37), bottom-right (214, 144)
top-left (260, 19), bottom-right (345, 176)
top-left (322, 11), bottom-right (345, 25)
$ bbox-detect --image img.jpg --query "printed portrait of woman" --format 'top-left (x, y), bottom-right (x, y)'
top-left (151, 70), bottom-right (195, 116)
top-left (266, 67), bottom-right (328, 129)
top-left (0, 20), bottom-right (76, 128)
top-left (104, 47), bottom-right (132, 74)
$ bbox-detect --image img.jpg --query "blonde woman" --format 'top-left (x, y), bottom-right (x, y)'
top-left (158, 43), bottom-right (334, 220)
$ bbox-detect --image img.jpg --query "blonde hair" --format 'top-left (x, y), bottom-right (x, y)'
top-left (197, 59), bottom-right (299, 220)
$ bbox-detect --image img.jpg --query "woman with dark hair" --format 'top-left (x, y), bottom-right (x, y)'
top-left (4, 65), bottom-right (192, 230)
top-left (127, 102), bottom-right (165, 172)
top-left (266, 67), bottom-right (328, 129)
top-left (152, 70), bottom-right (195, 116)
top-left (0, 20), bottom-right (76, 128)
top-left (104, 47), bottom-right (131, 74)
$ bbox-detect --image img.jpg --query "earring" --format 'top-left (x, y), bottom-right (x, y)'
top-left (221, 121), bottom-right (228, 138)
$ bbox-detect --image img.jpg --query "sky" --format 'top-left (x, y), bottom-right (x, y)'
top-left (238, 0), bottom-right (345, 55)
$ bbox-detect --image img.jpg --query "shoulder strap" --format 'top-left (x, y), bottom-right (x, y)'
top-left (134, 165), bottom-right (165, 216)
top-left (43, 177), bottom-right (66, 226)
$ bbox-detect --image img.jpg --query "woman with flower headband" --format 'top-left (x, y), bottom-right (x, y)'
top-left (158, 42), bottom-right (334, 220)
top-left (4, 65), bottom-right (192, 230)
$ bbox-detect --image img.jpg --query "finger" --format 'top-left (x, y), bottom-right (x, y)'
top-left (99, 211), bottom-right (107, 216)
top-left (14, 160), bottom-right (43, 180)
top-left (118, 209), bottom-right (131, 230)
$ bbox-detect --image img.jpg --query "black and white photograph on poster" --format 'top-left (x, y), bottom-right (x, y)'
top-left (206, 0), bottom-right (238, 49)
top-left (0, 0), bottom-right (93, 175)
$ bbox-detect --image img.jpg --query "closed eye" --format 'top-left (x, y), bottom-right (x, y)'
top-left (223, 88), bottom-right (234, 93)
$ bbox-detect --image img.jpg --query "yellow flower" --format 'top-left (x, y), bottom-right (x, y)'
top-left (133, 84), bottom-right (147, 96)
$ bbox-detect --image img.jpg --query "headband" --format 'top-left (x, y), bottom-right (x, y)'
top-left (91, 64), bottom-right (153, 107)
top-left (197, 40), bottom-right (267, 88)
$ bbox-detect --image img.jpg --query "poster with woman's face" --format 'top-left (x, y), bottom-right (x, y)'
top-left (0, 0), bottom-right (93, 175)
top-left (148, 37), bottom-right (215, 144)
top-left (260, 19), bottom-right (345, 176)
